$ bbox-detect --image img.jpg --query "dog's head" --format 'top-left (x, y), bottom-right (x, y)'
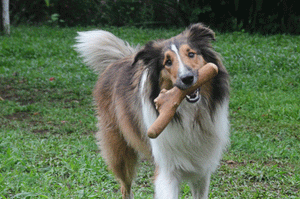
top-left (134, 23), bottom-right (228, 107)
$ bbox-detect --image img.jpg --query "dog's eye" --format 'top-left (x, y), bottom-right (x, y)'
top-left (188, 52), bottom-right (195, 58)
top-left (165, 59), bottom-right (172, 66)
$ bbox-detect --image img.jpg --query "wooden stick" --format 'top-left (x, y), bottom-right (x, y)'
top-left (147, 63), bottom-right (218, 138)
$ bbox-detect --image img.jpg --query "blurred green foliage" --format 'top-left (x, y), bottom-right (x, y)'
top-left (9, 0), bottom-right (300, 34)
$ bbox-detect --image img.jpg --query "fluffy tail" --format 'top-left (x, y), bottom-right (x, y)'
top-left (74, 30), bottom-right (138, 74)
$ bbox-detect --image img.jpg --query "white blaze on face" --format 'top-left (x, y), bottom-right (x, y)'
top-left (171, 44), bottom-right (188, 76)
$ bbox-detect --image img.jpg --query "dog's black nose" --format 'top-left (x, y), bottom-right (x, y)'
top-left (181, 74), bottom-right (194, 85)
top-left (175, 70), bottom-right (197, 90)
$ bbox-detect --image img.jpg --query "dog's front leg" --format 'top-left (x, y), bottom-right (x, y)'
top-left (154, 169), bottom-right (180, 199)
top-left (188, 172), bottom-right (211, 199)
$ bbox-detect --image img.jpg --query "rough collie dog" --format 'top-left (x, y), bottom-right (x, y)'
top-left (75, 23), bottom-right (229, 199)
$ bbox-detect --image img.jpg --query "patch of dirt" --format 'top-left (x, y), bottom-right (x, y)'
top-left (1, 111), bottom-right (93, 136)
top-left (0, 77), bottom-right (38, 105)
top-left (3, 111), bottom-right (31, 121)
top-left (0, 76), bottom-right (92, 135)
top-left (32, 129), bottom-right (50, 134)
top-left (0, 77), bottom-right (84, 105)
top-left (1, 112), bottom-right (51, 135)
top-left (1, 111), bottom-right (42, 127)
top-left (222, 159), bottom-right (256, 168)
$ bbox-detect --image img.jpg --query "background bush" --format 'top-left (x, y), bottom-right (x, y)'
top-left (9, 0), bottom-right (300, 34)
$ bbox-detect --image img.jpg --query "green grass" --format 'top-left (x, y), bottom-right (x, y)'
top-left (1, 26), bottom-right (299, 198)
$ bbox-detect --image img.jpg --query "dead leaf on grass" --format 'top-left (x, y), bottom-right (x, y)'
top-left (226, 160), bottom-right (236, 164)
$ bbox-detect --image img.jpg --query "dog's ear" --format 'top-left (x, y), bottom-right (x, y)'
top-left (186, 23), bottom-right (219, 64)
top-left (187, 23), bottom-right (215, 47)
top-left (133, 41), bottom-right (162, 66)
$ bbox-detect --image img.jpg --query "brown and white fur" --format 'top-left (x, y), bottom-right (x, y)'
top-left (75, 23), bottom-right (230, 199)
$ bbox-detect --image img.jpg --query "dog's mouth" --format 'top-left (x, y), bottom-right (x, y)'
top-left (186, 88), bottom-right (201, 103)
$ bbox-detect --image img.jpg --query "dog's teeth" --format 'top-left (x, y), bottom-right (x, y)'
top-left (185, 88), bottom-right (200, 103)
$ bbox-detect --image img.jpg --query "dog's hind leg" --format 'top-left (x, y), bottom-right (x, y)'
top-left (97, 128), bottom-right (138, 199)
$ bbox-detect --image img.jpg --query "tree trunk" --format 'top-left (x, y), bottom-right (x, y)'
top-left (0, 0), bottom-right (2, 32)
top-left (2, 0), bottom-right (10, 35)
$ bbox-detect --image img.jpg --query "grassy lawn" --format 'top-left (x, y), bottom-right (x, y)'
top-left (0, 26), bottom-right (299, 198)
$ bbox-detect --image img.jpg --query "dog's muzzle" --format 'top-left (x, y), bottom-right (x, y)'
top-left (175, 72), bottom-right (201, 103)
